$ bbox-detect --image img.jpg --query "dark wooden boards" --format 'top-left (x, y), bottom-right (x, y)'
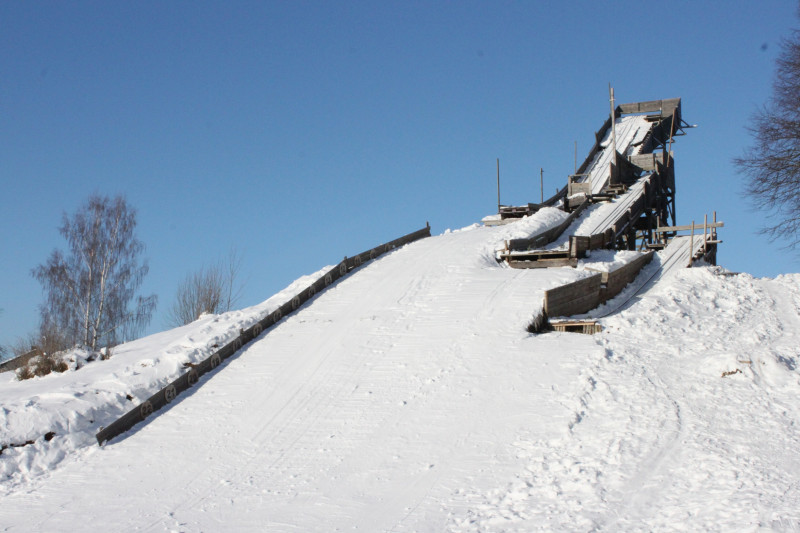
top-left (541, 251), bottom-right (654, 321)
top-left (544, 274), bottom-right (603, 318)
top-left (550, 320), bottom-right (602, 335)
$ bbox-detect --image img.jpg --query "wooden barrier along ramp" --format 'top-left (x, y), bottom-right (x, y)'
top-left (499, 201), bottom-right (589, 256)
top-left (530, 251), bottom-right (654, 333)
top-left (96, 223), bottom-right (431, 445)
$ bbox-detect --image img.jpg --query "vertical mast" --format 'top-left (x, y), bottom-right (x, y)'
top-left (496, 158), bottom-right (501, 213)
top-left (540, 167), bottom-right (544, 204)
top-left (609, 85), bottom-right (618, 171)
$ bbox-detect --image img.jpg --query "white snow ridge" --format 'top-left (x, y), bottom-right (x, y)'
top-left (1, 219), bottom-right (800, 532)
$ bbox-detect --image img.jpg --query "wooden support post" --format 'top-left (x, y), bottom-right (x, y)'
top-left (703, 214), bottom-right (708, 254)
top-left (713, 211), bottom-right (717, 240)
top-left (689, 221), bottom-right (694, 268)
top-left (656, 214), bottom-right (662, 244)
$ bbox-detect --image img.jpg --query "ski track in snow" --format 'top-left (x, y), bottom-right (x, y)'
top-left (1, 214), bottom-right (800, 532)
top-left (454, 269), bottom-right (800, 532)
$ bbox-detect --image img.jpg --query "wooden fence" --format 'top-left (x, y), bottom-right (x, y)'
top-left (543, 274), bottom-right (603, 318)
top-left (541, 251), bottom-right (654, 321)
top-left (96, 223), bottom-right (432, 445)
top-left (599, 252), bottom-right (654, 301)
top-left (0, 348), bottom-right (43, 373)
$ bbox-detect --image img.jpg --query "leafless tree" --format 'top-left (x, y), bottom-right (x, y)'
top-left (736, 25), bottom-right (800, 249)
top-left (10, 320), bottom-right (70, 358)
top-left (32, 195), bottom-right (157, 351)
top-left (167, 249), bottom-right (243, 327)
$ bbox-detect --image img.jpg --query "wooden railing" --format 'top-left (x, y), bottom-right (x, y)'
top-left (96, 223), bottom-right (431, 445)
top-left (533, 251), bottom-right (655, 330)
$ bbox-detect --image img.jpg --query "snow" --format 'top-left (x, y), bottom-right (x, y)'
top-left (578, 249), bottom-right (645, 272)
top-left (0, 266), bottom-right (332, 484)
top-left (542, 176), bottom-right (651, 253)
top-left (461, 269), bottom-right (800, 531)
top-left (1, 212), bottom-right (799, 531)
top-left (571, 175), bottom-right (650, 237)
top-left (580, 115), bottom-right (651, 195)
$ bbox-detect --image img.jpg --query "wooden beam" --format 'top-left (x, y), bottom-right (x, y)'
top-left (508, 258), bottom-right (577, 269)
top-left (655, 222), bottom-right (724, 233)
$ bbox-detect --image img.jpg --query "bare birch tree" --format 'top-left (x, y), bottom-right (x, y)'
top-left (32, 195), bottom-right (157, 351)
top-left (167, 250), bottom-right (243, 327)
top-left (736, 25), bottom-right (800, 249)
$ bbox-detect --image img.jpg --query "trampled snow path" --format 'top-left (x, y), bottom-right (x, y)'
top-left (455, 269), bottom-right (800, 531)
top-left (0, 222), bottom-right (600, 531)
top-left (2, 219), bottom-right (799, 532)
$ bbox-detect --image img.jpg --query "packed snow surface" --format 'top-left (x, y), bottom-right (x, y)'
top-left (581, 115), bottom-right (651, 195)
top-left (1, 215), bottom-right (799, 532)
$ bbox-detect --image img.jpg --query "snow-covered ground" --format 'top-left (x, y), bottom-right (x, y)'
top-left (1, 213), bottom-right (799, 532)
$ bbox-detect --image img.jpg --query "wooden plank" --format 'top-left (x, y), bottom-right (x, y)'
top-left (569, 235), bottom-right (591, 258)
top-left (629, 152), bottom-right (668, 171)
top-left (504, 252), bottom-right (571, 263)
top-left (508, 258), bottom-right (577, 269)
top-left (546, 277), bottom-right (601, 305)
top-left (547, 293), bottom-right (602, 318)
top-left (551, 321), bottom-right (602, 335)
top-left (504, 248), bottom-right (572, 260)
top-left (655, 222), bottom-right (724, 233)
top-left (618, 98), bottom-right (680, 116)
top-left (618, 100), bottom-right (664, 114)
top-left (0, 348), bottom-right (43, 373)
top-left (589, 233), bottom-right (606, 249)
top-left (602, 252), bottom-right (654, 299)
top-left (544, 274), bottom-right (602, 317)
top-left (548, 291), bottom-right (600, 311)
top-left (539, 251), bottom-right (654, 328)
top-left (568, 181), bottom-right (592, 197)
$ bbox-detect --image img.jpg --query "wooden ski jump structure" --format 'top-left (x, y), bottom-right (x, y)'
top-left (95, 95), bottom-right (720, 445)
top-left (492, 96), bottom-right (723, 332)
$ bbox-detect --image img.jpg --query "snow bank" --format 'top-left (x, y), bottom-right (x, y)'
top-left (455, 268), bottom-right (800, 531)
top-left (0, 266), bottom-right (331, 488)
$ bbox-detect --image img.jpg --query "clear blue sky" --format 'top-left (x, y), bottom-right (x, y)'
top-left (1, 1), bottom-right (797, 349)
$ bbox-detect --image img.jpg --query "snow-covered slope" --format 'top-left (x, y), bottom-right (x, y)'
top-left (461, 268), bottom-right (800, 531)
top-left (1, 216), bottom-right (799, 531)
top-left (579, 115), bottom-right (652, 195)
top-left (0, 266), bottom-right (332, 482)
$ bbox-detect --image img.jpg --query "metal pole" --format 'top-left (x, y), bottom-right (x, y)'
top-left (574, 141), bottom-right (577, 174)
top-left (496, 158), bottom-right (501, 213)
top-left (609, 85), bottom-right (618, 173)
top-left (540, 168), bottom-right (544, 204)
